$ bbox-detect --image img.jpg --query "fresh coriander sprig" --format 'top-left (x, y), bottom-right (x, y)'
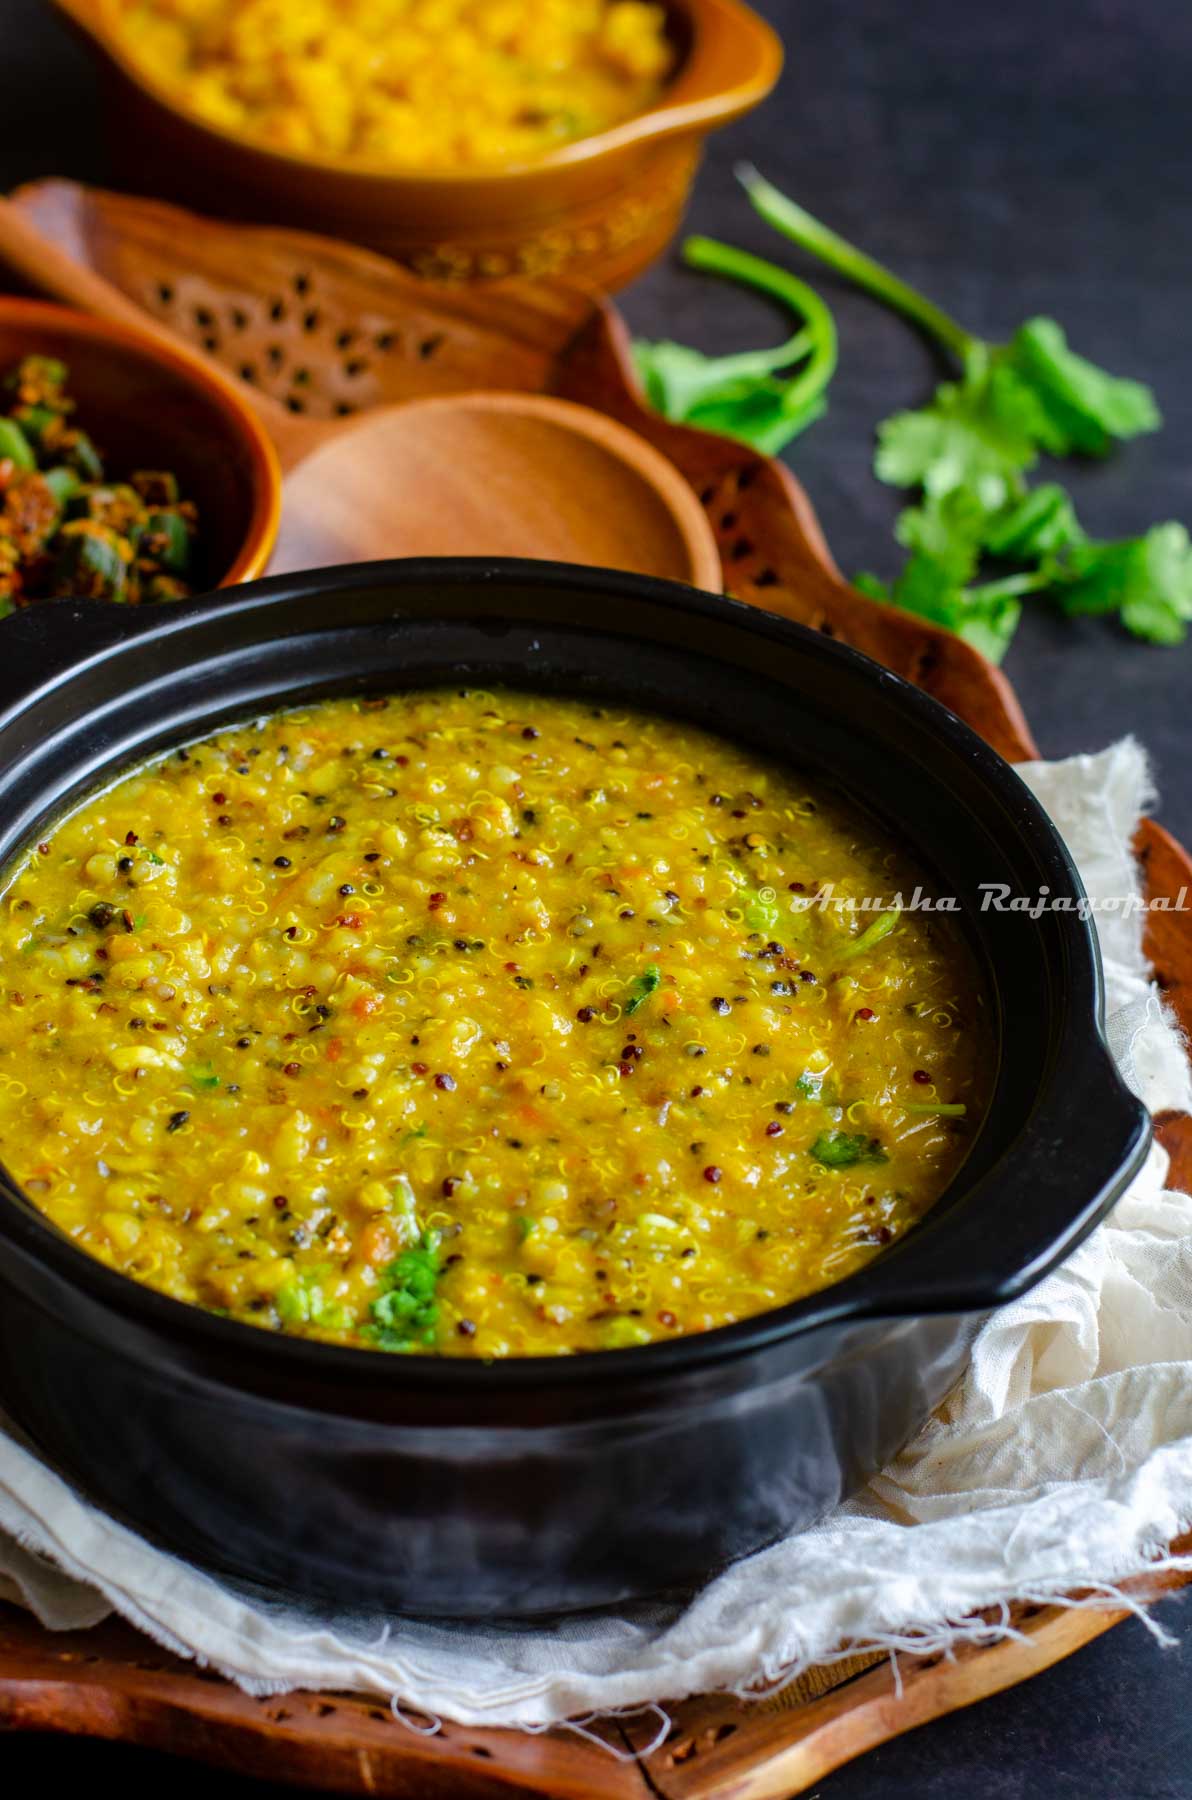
top-left (738, 163), bottom-right (1160, 466)
top-left (737, 164), bottom-right (1188, 656)
top-left (735, 169), bottom-right (976, 364)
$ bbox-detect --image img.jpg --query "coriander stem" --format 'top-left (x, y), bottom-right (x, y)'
top-left (682, 233), bottom-right (838, 415)
top-left (736, 165), bottom-right (977, 366)
top-left (969, 570), bottom-right (1052, 602)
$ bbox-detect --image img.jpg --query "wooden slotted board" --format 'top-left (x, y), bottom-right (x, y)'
top-left (0, 180), bottom-right (1189, 1798)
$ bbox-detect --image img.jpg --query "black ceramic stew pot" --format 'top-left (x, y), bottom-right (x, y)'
top-left (0, 560), bottom-right (1150, 1617)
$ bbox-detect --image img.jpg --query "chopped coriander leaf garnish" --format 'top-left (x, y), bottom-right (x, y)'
top-left (601, 1316), bottom-right (654, 1349)
top-left (275, 1266), bottom-right (352, 1328)
top-left (810, 1130), bottom-right (888, 1169)
top-left (623, 963), bottom-right (662, 1016)
top-left (361, 1230), bottom-right (442, 1353)
top-left (186, 1060), bottom-right (220, 1090)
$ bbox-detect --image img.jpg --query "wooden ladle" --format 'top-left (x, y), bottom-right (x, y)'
top-left (0, 198), bottom-right (721, 588)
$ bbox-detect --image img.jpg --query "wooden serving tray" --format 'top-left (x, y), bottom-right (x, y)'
top-left (0, 180), bottom-right (1190, 1797)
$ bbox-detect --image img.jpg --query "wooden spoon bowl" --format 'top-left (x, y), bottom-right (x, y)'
top-left (0, 196), bottom-right (720, 588)
top-left (269, 389), bottom-right (721, 581)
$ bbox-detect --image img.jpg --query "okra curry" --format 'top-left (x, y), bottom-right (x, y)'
top-left (0, 690), bottom-right (991, 1357)
top-left (0, 356), bottom-right (200, 609)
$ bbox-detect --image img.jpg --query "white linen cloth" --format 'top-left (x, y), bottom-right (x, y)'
top-left (1, 738), bottom-right (1190, 1729)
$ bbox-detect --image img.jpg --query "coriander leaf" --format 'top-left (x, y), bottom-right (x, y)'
top-left (944, 591), bottom-right (1025, 663)
top-left (810, 1130), bottom-right (887, 1169)
top-left (276, 1268), bottom-right (326, 1326)
top-left (875, 359), bottom-right (1039, 505)
top-left (999, 318), bottom-right (1161, 457)
top-left (680, 384), bottom-right (829, 458)
top-left (632, 235), bottom-right (837, 455)
top-left (1049, 524), bottom-right (1192, 645)
top-left (895, 486), bottom-right (995, 562)
top-left (0, 418), bottom-right (36, 474)
top-left (888, 546), bottom-right (978, 623)
top-left (632, 332), bottom-right (809, 423)
top-left (863, 541), bottom-right (1027, 664)
top-left (274, 1267), bottom-right (352, 1330)
top-left (897, 481), bottom-right (1085, 567)
top-left (980, 482), bottom-right (1085, 559)
top-left (624, 963), bottom-right (662, 1015)
top-left (853, 572), bottom-right (890, 602)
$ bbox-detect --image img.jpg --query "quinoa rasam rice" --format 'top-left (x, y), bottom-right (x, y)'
top-left (0, 689), bottom-right (992, 1356)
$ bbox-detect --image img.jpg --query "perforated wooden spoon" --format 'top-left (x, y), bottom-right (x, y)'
top-left (0, 197), bottom-right (721, 588)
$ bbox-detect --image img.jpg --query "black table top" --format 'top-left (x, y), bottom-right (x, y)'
top-left (2, 1), bottom-right (1190, 1795)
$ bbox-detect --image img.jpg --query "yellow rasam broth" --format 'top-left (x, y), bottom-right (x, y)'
top-left (0, 689), bottom-right (991, 1356)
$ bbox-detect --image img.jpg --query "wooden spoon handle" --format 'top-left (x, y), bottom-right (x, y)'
top-left (0, 196), bottom-right (316, 470)
top-left (0, 195), bottom-right (169, 335)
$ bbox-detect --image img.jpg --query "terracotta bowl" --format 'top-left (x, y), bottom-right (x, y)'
top-left (0, 298), bottom-right (280, 589)
top-left (49, 0), bottom-right (782, 291)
